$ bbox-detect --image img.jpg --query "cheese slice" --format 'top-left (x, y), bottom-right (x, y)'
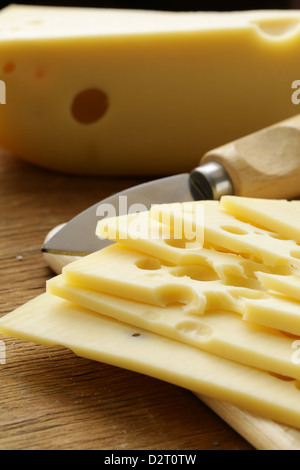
top-left (150, 201), bottom-right (300, 269)
top-left (1, 5), bottom-right (300, 175)
top-left (256, 272), bottom-right (300, 302)
top-left (2, 292), bottom-right (300, 429)
top-left (48, 275), bottom-right (300, 380)
top-left (96, 209), bottom-right (292, 284)
top-left (221, 196), bottom-right (300, 243)
top-left (61, 243), bottom-right (268, 315)
top-left (244, 293), bottom-right (300, 337)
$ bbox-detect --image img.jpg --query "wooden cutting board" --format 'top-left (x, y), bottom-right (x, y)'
top-left (1, 148), bottom-right (300, 450)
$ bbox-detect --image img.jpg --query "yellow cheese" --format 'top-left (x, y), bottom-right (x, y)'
top-left (221, 196), bottom-right (300, 243)
top-left (61, 242), bottom-right (267, 315)
top-left (2, 6), bottom-right (300, 175)
top-left (47, 274), bottom-right (300, 380)
top-left (151, 201), bottom-right (300, 268)
top-left (96, 209), bottom-right (291, 284)
top-left (256, 272), bottom-right (300, 302)
top-left (244, 293), bottom-right (300, 337)
top-left (2, 292), bottom-right (300, 429)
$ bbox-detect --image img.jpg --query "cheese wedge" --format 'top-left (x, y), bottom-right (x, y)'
top-left (47, 275), bottom-right (300, 380)
top-left (150, 201), bottom-right (300, 269)
top-left (1, 6), bottom-right (300, 175)
top-left (2, 292), bottom-right (300, 429)
top-left (61, 243), bottom-right (268, 315)
top-left (221, 196), bottom-right (300, 243)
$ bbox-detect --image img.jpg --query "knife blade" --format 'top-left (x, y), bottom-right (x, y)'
top-left (42, 164), bottom-right (232, 256)
top-left (42, 113), bottom-right (300, 256)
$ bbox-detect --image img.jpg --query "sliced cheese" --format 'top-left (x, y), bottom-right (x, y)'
top-left (256, 271), bottom-right (300, 302)
top-left (221, 196), bottom-right (300, 243)
top-left (2, 292), bottom-right (300, 429)
top-left (96, 209), bottom-right (291, 284)
top-left (48, 274), bottom-right (300, 380)
top-left (150, 201), bottom-right (300, 269)
top-left (61, 243), bottom-right (267, 315)
top-left (243, 293), bottom-right (300, 337)
top-left (1, 6), bottom-right (300, 175)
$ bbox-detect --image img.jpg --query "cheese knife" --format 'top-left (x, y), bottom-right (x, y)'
top-left (42, 113), bottom-right (300, 256)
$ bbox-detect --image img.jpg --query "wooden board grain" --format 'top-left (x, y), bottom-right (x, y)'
top-left (0, 149), bottom-right (254, 450)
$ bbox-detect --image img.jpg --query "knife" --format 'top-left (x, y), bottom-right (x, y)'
top-left (42, 113), bottom-right (300, 256)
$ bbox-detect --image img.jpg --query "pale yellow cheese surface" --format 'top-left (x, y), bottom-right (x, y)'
top-left (221, 196), bottom-right (300, 243)
top-left (96, 209), bottom-right (292, 284)
top-left (256, 272), bottom-right (300, 302)
top-left (244, 293), bottom-right (300, 336)
top-left (61, 242), bottom-right (268, 315)
top-left (150, 201), bottom-right (300, 268)
top-left (47, 275), bottom-right (300, 380)
top-left (1, 6), bottom-right (300, 175)
top-left (2, 292), bottom-right (300, 429)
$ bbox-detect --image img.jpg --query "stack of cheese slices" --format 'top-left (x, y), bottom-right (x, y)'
top-left (2, 196), bottom-right (300, 429)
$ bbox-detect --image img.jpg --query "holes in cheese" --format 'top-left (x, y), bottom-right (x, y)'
top-left (175, 320), bottom-right (213, 341)
top-left (4, 292), bottom-right (300, 429)
top-left (163, 237), bottom-right (203, 250)
top-left (221, 226), bottom-right (248, 236)
top-left (168, 265), bottom-right (219, 282)
top-left (71, 88), bottom-right (109, 124)
top-left (135, 258), bottom-right (162, 271)
top-left (151, 201), bottom-right (300, 269)
top-left (220, 196), bottom-right (300, 243)
top-left (47, 276), bottom-right (300, 382)
top-left (96, 210), bottom-right (280, 283)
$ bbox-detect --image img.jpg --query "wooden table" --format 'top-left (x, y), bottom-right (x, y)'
top-left (0, 148), bottom-right (253, 450)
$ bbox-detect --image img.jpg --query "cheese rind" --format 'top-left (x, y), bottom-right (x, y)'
top-left (2, 292), bottom-right (300, 429)
top-left (47, 275), bottom-right (300, 380)
top-left (2, 6), bottom-right (300, 175)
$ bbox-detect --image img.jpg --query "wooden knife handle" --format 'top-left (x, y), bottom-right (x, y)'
top-left (200, 113), bottom-right (300, 199)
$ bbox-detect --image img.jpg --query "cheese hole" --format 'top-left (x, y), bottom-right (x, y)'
top-left (220, 226), bottom-right (248, 235)
top-left (164, 238), bottom-right (202, 250)
top-left (71, 88), bottom-right (109, 124)
top-left (176, 320), bottom-right (213, 340)
top-left (3, 61), bottom-right (15, 73)
top-left (169, 265), bottom-right (219, 282)
top-left (135, 258), bottom-right (161, 270)
top-left (268, 233), bottom-right (289, 241)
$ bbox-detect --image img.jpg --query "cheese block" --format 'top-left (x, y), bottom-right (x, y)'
top-left (221, 196), bottom-right (300, 243)
top-left (47, 274), bottom-right (300, 380)
top-left (2, 292), bottom-right (300, 429)
top-left (2, 6), bottom-right (300, 175)
top-left (61, 242), bottom-right (268, 315)
top-left (96, 209), bottom-right (291, 284)
top-left (150, 201), bottom-right (300, 269)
